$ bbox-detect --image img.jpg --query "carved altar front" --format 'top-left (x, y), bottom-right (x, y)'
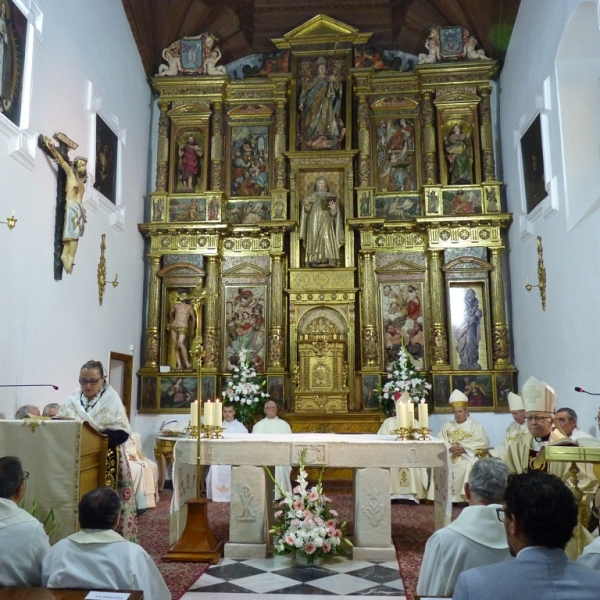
top-left (137, 15), bottom-right (516, 428)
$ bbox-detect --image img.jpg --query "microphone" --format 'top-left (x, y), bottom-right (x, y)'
top-left (574, 386), bottom-right (600, 396)
top-left (0, 384), bottom-right (59, 390)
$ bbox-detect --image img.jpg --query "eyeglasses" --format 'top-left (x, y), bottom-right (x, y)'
top-left (79, 378), bottom-right (102, 385)
top-left (21, 471), bottom-right (30, 483)
top-left (496, 507), bottom-right (505, 522)
top-left (526, 415), bottom-right (551, 422)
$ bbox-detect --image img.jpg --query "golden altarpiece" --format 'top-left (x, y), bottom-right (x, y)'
top-left (138, 17), bottom-right (516, 439)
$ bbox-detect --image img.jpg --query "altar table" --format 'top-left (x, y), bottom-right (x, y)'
top-left (171, 432), bottom-right (451, 561)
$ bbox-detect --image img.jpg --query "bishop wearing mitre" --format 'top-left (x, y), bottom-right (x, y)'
top-left (428, 389), bottom-right (490, 503)
top-left (489, 392), bottom-right (528, 460)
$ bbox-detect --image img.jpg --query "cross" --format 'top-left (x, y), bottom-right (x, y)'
top-left (526, 383), bottom-right (542, 405)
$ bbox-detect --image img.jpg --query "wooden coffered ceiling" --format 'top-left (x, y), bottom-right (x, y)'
top-left (121, 0), bottom-right (521, 78)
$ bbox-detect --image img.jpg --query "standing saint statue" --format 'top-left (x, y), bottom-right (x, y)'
top-left (299, 176), bottom-right (344, 268)
top-left (298, 56), bottom-right (345, 150)
top-left (178, 134), bottom-right (203, 191)
top-left (40, 135), bottom-right (88, 274)
top-left (169, 292), bottom-right (196, 371)
top-left (454, 288), bottom-right (483, 370)
top-left (444, 123), bottom-right (473, 184)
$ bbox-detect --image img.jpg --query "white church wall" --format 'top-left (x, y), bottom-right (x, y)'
top-left (499, 0), bottom-right (600, 435)
top-left (0, 1), bottom-right (150, 426)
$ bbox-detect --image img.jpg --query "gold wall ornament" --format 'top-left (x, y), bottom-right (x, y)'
top-left (0, 209), bottom-right (17, 230)
top-left (97, 234), bottom-right (119, 306)
top-left (525, 236), bottom-right (547, 311)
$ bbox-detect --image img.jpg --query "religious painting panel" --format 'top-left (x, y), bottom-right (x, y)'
top-left (0, 0), bottom-right (27, 127)
top-left (170, 124), bottom-right (208, 193)
top-left (373, 117), bottom-right (418, 193)
top-left (447, 281), bottom-right (491, 371)
top-left (442, 187), bottom-right (482, 216)
top-left (169, 196), bottom-right (207, 222)
top-left (362, 374), bottom-right (380, 410)
top-left (295, 54), bottom-right (348, 151)
top-left (159, 376), bottom-right (198, 411)
top-left (93, 114), bottom-right (118, 204)
top-left (452, 374), bottom-right (493, 410)
top-left (200, 376), bottom-right (216, 402)
top-left (228, 123), bottom-right (270, 198)
top-left (440, 117), bottom-right (476, 186)
top-left (297, 168), bottom-right (345, 268)
top-left (432, 374), bottom-right (451, 411)
top-left (425, 188), bottom-right (441, 215)
top-left (438, 26), bottom-right (464, 58)
top-left (139, 377), bottom-right (158, 412)
top-left (151, 195), bottom-right (166, 222)
top-left (375, 194), bottom-right (421, 220)
top-left (268, 375), bottom-right (284, 408)
top-left (222, 284), bottom-right (268, 373)
top-left (495, 372), bottom-right (516, 412)
top-left (379, 281), bottom-right (426, 371)
top-left (520, 114), bottom-right (546, 214)
top-left (227, 199), bottom-right (271, 224)
top-left (271, 190), bottom-right (288, 220)
top-left (357, 188), bottom-right (374, 218)
top-left (206, 193), bottom-right (221, 221)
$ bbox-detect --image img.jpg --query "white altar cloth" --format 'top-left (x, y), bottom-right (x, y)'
top-left (170, 432), bottom-right (451, 559)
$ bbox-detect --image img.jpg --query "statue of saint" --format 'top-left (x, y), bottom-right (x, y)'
top-left (444, 124), bottom-right (473, 184)
top-left (298, 56), bottom-right (345, 150)
top-left (299, 176), bottom-right (344, 268)
top-left (169, 292), bottom-right (196, 371)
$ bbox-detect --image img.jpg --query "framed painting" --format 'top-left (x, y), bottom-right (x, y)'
top-left (268, 375), bottom-right (284, 408)
top-left (521, 114), bottom-right (546, 214)
top-left (362, 374), bottom-right (380, 410)
top-left (207, 194), bottom-right (221, 221)
top-left (169, 197), bottom-right (207, 222)
top-left (453, 374), bottom-right (494, 409)
top-left (200, 376), bottom-right (216, 402)
top-left (374, 117), bottom-right (418, 192)
top-left (375, 194), bottom-right (421, 219)
top-left (228, 123), bottom-right (270, 197)
top-left (379, 281), bottom-right (425, 370)
top-left (447, 281), bottom-right (490, 371)
top-left (442, 187), bottom-right (482, 215)
top-left (170, 125), bottom-right (208, 193)
top-left (271, 191), bottom-right (287, 220)
top-left (495, 372), bottom-right (516, 412)
top-left (152, 195), bottom-right (166, 222)
top-left (223, 284), bottom-right (267, 372)
top-left (159, 376), bottom-right (198, 411)
top-left (432, 374), bottom-right (451, 411)
top-left (94, 114), bottom-right (118, 204)
top-left (357, 188), bottom-right (374, 218)
top-left (227, 199), bottom-right (271, 224)
top-left (139, 377), bottom-right (158, 412)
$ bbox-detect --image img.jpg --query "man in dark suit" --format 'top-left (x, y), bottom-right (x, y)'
top-left (453, 470), bottom-right (600, 600)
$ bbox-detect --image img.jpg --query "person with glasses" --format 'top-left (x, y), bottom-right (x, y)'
top-left (417, 458), bottom-right (512, 597)
top-left (453, 471), bottom-right (600, 600)
top-left (0, 456), bottom-right (50, 586)
top-left (555, 407), bottom-right (594, 442)
top-left (489, 392), bottom-right (528, 460)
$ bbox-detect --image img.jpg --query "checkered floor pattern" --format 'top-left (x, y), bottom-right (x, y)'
top-left (180, 556), bottom-right (406, 599)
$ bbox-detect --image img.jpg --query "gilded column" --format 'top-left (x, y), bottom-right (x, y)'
top-left (274, 100), bottom-right (287, 189)
top-left (428, 249), bottom-right (449, 368)
top-left (268, 253), bottom-right (285, 370)
top-left (203, 255), bottom-right (220, 371)
top-left (421, 91), bottom-right (438, 184)
top-left (356, 89), bottom-right (371, 187)
top-left (155, 100), bottom-right (170, 192)
top-left (210, 101), bottom-right (224, 191)
top-left (479, 86), bottom-right (496, 182)
top-left (489, 247), bottom-right (510, 367)
top-left (360, 251), bottom-right (379, 367)
top-left (143, 254), bottom-right (162, 370)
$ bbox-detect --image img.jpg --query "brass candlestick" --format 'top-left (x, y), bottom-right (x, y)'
top-left (416, 427), bottom-right (432, 440)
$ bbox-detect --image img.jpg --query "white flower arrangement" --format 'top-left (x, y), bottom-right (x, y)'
top-left (267, 449), bottom-right (350, 565)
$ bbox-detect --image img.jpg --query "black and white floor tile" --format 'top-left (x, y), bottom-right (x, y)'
top-left (180, 556), bottom-right (406, 599)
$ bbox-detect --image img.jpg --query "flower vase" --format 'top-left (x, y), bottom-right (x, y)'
top-left (294, 553), bottom-right (323, 566)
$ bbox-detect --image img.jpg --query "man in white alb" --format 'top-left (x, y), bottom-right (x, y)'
top-left (555, 407), bottom-right (594, 443)
top-left (417, 458), bottom-right (512, 597)
top-left (252, 400), bottom-right (292, 498)
top-left (206, 401), bottom-right (248, 502)
top-left (427, 389), bottom-right (490, 503)
top-left (489, 392), bottom-right (528, 460)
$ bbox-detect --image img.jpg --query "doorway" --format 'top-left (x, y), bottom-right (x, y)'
top-left (109, 352), bottom-right (133, 420)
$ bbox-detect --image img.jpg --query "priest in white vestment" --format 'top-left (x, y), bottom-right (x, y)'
top-left (555, 407), bottom-right (595, 443)
top-left (417, 458), bottom-right (512, 597)
top-left (42, 487), bottom-right (170, 600)
top-left (252, 400), bottom-right (292, 498)
top-left (427, 390), bottom-right (490, 503)
top-left (207, 401), bottom-right (248, 502)
top-left (489, 392), bottom-right (528, 460)
top-left (0, 456), bottom-right (50, 587)
top-left (378, 415), bottom-right (428, 502)
top-left (578, 535), bottom-right (600, 570)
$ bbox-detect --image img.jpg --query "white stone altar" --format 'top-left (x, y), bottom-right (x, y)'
top-left (171, 433), bottom-right (451, 561)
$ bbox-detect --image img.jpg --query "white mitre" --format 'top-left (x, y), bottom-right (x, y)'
top-left (521, 376), bottom-right (556, 414)
top-left (507, 392), bottom-right (525, 412)
top-left (397, 391), bottom-right (411, 404)
top-left (449, 389), bottom-right (468, 408)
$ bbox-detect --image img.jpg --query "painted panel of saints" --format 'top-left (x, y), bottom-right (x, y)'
top-left (376, 118), bottom-right (417, 192)
top-left (224, 286), bottom-right (267, 372)
top-left (380, 282), bottom-right (425, 370)
top-left (230, 125), bottom-right (269, 197)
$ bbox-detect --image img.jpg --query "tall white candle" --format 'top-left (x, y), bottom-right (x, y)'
top-left (190, 401), bottom-right (198, 427)
top-left (213, 397), bottom-right (222, 425)
top-left (204, 400), bottom-right (213, 426)
top-left (406, 403), bottom-right (414, 429)
top-left (398, 402), bottom-right (407, 428)
top-left (418, 401), bottom-right (429, 429)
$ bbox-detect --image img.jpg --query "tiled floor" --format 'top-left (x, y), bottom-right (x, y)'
top-left (180, 556), bottom-right (406, 599)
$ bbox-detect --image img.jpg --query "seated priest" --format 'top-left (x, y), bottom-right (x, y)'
top-left (42, 486), bottom-right (170, 600)
top-left (57, 359), bottom-right (138, 540)
top-left (0, 456), bottom-right (50, 587)
top-left (206, 401), bottom-right (248, 502)
top-left (252, 400), bottom-right (292, 499)
top-left (42, 403), bottom-right (61, 418)
top-left (427, 389), bottom-right (490, 503)
top-left (489, 392), bottom-right (528, 460)
top-left (417, 458), bottom-right (512, 597)
top-left (123, 432), bottom-right (159, 511)
top-left (555, 407), bottom-right (594, 442)
top-left (377, 397), bottom-right (428, 502)
top-left (14, 404), bottom-right (40, 418)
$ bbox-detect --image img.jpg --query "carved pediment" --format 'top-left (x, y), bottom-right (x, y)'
top-left (227, 104), bottom-right (274, 118)
top-left (376, 258), bottom-right (426, 275)
top-left (443, 256), bottom-right (492, 272)
top-left (168, 102), bottom-right (212, 118)
top-left (221, 261), bottom-right (270, 277)
top-left (370, 97), bottom-right (419, 111)
top-left (158, 263), bottom-right (205, 279)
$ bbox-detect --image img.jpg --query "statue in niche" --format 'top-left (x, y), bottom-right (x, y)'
top-left (444, 123), bottom-right (473, 185)
top-left (298, 56), bottom-right (345, 150)
top-left (455, 288), bottom-right (483, 370)
top-left (299, 176), bottom-right (344, 268)
top-left (178, 134), bottom-right (203, 192)
top-left (168, 291), bottom-right (196, 371)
